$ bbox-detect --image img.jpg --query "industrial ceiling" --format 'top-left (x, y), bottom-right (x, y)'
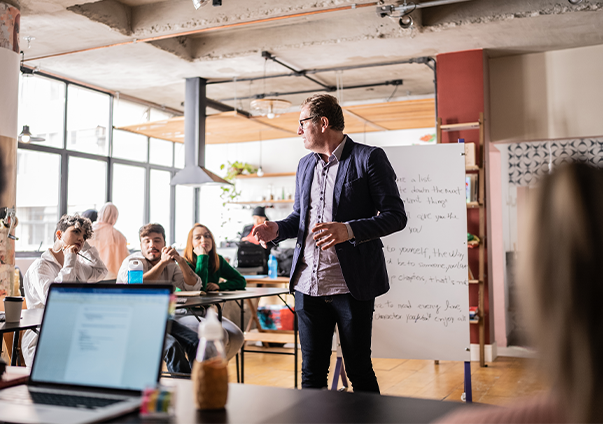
top-left (16, 0), bottom-right (603, 115)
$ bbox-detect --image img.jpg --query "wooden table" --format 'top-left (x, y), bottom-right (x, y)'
top-left (176, 287), bottom-right (297, 387)
top-left (242, 276), bottom-right (290, 335)
top-left (109, 381), bottom-right (469, 423)
top-left (244, 276), bottom-right (290, 286)
top-left (0, 309), bottom-right (44, 366)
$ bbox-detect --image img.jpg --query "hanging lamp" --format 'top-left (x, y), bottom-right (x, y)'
top-left (251, 57), bottom-right (291, 119)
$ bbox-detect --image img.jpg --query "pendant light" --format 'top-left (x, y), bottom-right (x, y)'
top-left (250, 56), bottom-right (291, 119)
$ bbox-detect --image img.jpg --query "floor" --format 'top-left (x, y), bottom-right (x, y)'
top-left (229, 349), bottom-right (549, 405)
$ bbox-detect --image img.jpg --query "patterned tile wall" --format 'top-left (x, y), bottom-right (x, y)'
top-left (508, 138), bottom-right (603, 186)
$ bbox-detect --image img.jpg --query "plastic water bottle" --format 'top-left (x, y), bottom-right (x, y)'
top-left (192, 308), bottom-right (228, 410)
top-left (268, 254), bottom-right (278, 279)
top-left (128, 259), bottom-right (143, 284)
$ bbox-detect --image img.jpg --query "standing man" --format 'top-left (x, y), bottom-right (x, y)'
top-left (253, 94), bottom-right (406, 393)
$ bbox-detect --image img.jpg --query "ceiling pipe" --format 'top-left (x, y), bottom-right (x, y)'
top-left (377, 0), bottom-right (474, 18)
top-left (208, 56), bottom-right (432, 85)
top-left (24, 2), bottom-right (378, 63)
top-left (170, 77), bottom-right (231, 187)
top-left (218, 80), bottom-right (404, 102)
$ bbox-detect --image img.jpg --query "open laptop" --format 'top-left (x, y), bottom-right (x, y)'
top-left (0, 283), bottom-right (173, 424)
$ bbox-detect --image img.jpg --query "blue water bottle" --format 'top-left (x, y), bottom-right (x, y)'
top-left (128, 259), bottom-right (144, 284)
top-left (268, 254), bottom-right (278, 279)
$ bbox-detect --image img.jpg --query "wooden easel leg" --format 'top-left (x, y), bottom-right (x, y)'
top-left (330, 327), bottom-right (348, 391)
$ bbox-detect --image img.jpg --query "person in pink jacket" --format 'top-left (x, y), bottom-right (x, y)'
top-left (88, 202), bottom-right (130, 279)
top-left (437, 162), bottom-right (603, 424)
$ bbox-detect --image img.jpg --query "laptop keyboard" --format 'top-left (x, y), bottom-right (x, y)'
top-left (1, 390), bottom-right (126, 409)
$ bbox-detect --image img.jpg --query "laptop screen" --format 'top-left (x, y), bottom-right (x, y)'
top-left (30, 285), bottom-right (172, 392)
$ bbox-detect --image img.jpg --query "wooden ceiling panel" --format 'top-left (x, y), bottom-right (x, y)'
top-left (116, 98), bottom-right (435, 144)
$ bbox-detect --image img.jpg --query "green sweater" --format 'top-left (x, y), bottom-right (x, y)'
top-left (188, 254), bottom-right (246, 291)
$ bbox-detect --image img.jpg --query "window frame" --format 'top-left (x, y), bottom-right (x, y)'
top-left (16, 73), bottom-right (183, 251)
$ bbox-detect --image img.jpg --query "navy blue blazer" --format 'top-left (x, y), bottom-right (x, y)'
top-left (275, 137), bottom-right (407, 301)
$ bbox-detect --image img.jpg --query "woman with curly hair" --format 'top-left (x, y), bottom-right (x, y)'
top-left (22, 213), bottom-right (108, 366)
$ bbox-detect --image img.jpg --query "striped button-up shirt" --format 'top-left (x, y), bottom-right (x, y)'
top-left (292, 137), bottom-right (354, 296)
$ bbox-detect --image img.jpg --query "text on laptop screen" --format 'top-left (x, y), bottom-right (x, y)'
top-left (31, 287), bottom-right (171, 391)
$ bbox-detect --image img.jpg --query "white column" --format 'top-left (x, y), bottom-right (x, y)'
top-left (0, 1), bottom-right (21, 297)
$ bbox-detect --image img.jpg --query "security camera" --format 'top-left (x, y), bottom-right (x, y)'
top-left (399, 15), bottom-right (413, 29)
top-left (568, 0), bottom-right (583, 3)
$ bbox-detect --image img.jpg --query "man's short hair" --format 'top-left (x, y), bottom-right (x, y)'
top-left (139, 223), bottom-right (165, 241)
top-left (55, 214), bottom-right (93, 241)
top-left (301, 94), bottom-right (345, 131)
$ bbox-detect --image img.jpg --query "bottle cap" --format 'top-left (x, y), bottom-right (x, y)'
top-left (198, 308), bottom-right (224, 340)
top-left (128, 259), bottom-right (143, 271)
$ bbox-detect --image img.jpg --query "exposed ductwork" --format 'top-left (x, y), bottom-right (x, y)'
top-left (170, 77), bottom-right (231, 187)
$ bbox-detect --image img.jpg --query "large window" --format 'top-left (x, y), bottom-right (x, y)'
top-left (67, 157), bottom-right (107, 216)
top-left (18, 75), bottom-right (65, 149)
top-left (66, 85), bottom-right (111, 156)
top-left (112, 164), bottom-right (146, 248)
top-left (175, 186), bottom-right (194, 248)
top-left (150, 138), bottom-right (173, 167)
top-left (150, 170), bottom-right (172, 243)
top-left (113, 130), bottom-right (148, 162)
top-left (15, 74), bottom-right (185, 252)
top-left (15, 150), bottom-right (61, 251)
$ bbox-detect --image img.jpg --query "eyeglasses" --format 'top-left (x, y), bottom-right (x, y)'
top-left (299, 116), bottom-right (317, 129)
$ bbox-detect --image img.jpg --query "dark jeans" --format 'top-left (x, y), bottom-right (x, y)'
top-left (295, 291), bottom-right (379, 393)
top-left (164, 319), bottom-right (199, 374)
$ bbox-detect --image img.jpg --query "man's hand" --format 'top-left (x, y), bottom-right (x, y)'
top-left (193, 245), bottom-right (206, 256)
top-left (312, 222), bottom-right (350, 250)
top-left (63, 244), bottom-right (81, 256)
top-left (206, 283), bottom-right (220, 291)
top-left (161, 246), bottom-right (181, 263)
top-left (252, 221), bottom-right (279, 249)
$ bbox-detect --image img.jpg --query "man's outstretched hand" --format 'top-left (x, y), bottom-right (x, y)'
top-left (252, 221), bottom-right (279, 248)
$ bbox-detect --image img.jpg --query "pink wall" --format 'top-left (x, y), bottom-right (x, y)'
top-left (488, 145), bottom-right (506, 347)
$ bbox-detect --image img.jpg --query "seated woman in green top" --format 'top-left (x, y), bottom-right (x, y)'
top-left (183, 223), bottom-right (246, 291)
top-left (176, 223), bottom-right (245, 359)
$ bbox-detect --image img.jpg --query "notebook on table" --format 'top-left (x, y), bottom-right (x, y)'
top-left (0, 283), bottom-right (173, 424)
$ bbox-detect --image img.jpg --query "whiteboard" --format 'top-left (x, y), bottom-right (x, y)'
top-left (372, 144), bottom-right (471, 362)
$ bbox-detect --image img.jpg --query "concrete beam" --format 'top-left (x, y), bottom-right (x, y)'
top-left (68, 0), bottom-right (132, 36)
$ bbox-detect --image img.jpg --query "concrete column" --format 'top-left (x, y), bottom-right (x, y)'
top-left (0, 0), bottom-right (21, 297)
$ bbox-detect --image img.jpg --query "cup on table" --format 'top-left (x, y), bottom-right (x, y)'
top-left (4, 296), bottom-right (23, 322)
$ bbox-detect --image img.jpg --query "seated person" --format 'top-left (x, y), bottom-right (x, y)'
top-left (241, 207), bottom-right (273, 272)
top-left (117, 223), bottom-right (203, 374)
top-left (438, 162), bottom-right (603, 423)
top-left (177, 224), bottom-right (245, 360)
top-left (88, 202), bottom-right (131, 279)
top-left (22, 214), bottom-right (108, 367)
top-left (81, 209), bottom-right (98, 223)
top-left (241, 206), bottom-right (268, 244)
top-left (185, 224), bottom-right (247, 292)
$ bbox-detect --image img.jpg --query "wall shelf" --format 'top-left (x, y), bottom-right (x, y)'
top-left (228, 199), bottom-right (294, 205)
top-left (440, 122), bottom-right (480, 132)
top-left (235, 172), bottom-right (296, 179)
top-left (438, 112), bottom-right (486, 367)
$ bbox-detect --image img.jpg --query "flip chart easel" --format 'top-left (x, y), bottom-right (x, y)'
top-left (332, 144), bottom-right (472, 399)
